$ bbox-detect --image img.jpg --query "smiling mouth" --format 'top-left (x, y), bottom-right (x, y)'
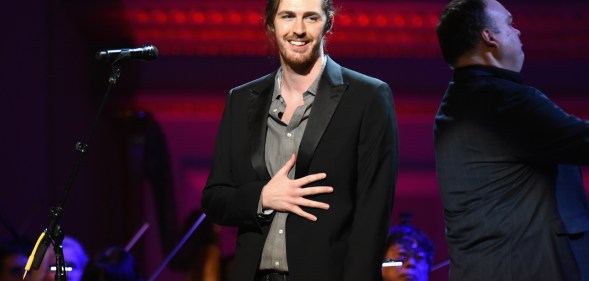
top-left (289, 40), bottom-right (308, 46)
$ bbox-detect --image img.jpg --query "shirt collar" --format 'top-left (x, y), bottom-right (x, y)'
top-left (453, 65), bottom-right (524, 84)
top-left (273, 55), bottom-right (327, 100)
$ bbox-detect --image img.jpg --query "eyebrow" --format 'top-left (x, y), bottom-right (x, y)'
top-left (277, 10), bottom-right (322, 16)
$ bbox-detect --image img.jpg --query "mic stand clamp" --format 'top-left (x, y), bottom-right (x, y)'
top-left (28, 207), bottom-right (67, 280)
top-left (109, 64), bottom-right (121, 85)
top-left (52, 224), bottom-right (67, 281)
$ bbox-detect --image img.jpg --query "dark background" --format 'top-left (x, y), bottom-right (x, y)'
top-left (2, 0), bottom-right (588, 280)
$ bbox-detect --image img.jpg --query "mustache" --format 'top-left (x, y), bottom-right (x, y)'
top-left (285, 35), bottom-right (311, 41)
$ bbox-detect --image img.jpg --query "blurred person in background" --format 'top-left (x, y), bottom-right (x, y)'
top-left (0, 237), bottom-right (48, 281)
top-left (43, 236), bottom-right (89, 281)
top-left (382, 214), bottom-right (434, 281)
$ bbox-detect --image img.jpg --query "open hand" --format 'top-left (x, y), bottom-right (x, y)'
top-left (261, 154), bottom-right (333, 221)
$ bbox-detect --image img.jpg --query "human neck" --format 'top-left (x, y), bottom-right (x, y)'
top-left (280, 55), bottom-right (325, 97)
top-left (453, 48), bottom-right (513, 71)
top-left (453, 52), bottom-right (492, 68)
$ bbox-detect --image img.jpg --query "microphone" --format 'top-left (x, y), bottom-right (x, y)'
top-left (95, 45), bottom-right (159, 63)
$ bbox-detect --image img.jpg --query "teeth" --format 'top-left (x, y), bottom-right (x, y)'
top-left (290, 41), bottom-right (306, 46)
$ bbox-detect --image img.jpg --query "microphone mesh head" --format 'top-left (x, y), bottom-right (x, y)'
top-left (145, 45), bottom-right (159, 60)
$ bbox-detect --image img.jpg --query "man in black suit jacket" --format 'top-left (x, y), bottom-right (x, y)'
top-left (201, 0), bottom-right (398, 280)
top-left (435, 0), bottom-right (589, 280)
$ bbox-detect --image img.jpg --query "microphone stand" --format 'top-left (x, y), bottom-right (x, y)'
top-left (25, 62), bottom-right (124, 281)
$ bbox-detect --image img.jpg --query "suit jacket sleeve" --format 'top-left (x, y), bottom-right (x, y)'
top-left (497, 87), bottom-right (589, 164)
top-left (344, 81), bottom-right (398, 281)
top-left (201, 91), bottom-right (265, 230)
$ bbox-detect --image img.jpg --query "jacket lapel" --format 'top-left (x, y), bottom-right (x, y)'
top-left (248, 73), bottom-right (276, 181)
top-left (296, 57), bottom-right (348, 178)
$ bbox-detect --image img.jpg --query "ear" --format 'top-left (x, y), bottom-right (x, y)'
top-left (324, 16), bottom-right (334, 34)
top-left (267, 25), bottom-right (275, 34)
top-left (481, 28), bottom-right (498, 47)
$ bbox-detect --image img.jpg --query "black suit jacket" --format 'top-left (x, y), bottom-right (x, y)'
top-left (202, 57), bottom-right (398, 281)
top-left (435, 65), bottom-right (589, 281)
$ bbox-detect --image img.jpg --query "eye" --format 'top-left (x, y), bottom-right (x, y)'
top-left (415, 253), bottom-right (427, 262)
top-left (305, 15), bottom-right (319, 22)
top-left (507, 17), bottom-right (515, 27)
top-left (279, 13), bottom-right (295, 20)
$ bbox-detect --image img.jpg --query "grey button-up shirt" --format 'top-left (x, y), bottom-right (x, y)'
top-left (259, 59), bottom-right (326, 272)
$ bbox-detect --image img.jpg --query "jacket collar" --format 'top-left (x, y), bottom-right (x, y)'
top-left (296, 56), bottom-right (347, 178)
top-left (453, 65), bottom-right (523, 84)
top-left (247, 56), bottom-right (348, 180)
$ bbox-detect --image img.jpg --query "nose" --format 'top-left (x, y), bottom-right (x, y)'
top-left (403, 256), bottom-right (417, 268)
top-left (293, 17), bottom-right (306, 36)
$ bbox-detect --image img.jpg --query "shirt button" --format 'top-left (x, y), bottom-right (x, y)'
top-left (275, 262), bottom-right (280, 266)
top-left (279, 229), bottom-right (284, 234)
top-left (273, 108), bottom-right (278, 113)
top-left (287, 133), bottom-right (292, 137)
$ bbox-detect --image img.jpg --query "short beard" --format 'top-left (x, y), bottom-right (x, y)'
top-left (281, 49), bottom-right (321, 74)
top-left (277, 37), bottom-right (324, 75)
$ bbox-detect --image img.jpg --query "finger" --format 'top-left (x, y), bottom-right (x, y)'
top-left (290, 206), bottom-right (318, 221)
top-left (295, 197), bottom-right (330, 210)
top-left (277, 154), bottom-right (297, 175)
top-left (297, 172), bottom-right (327, 186)
top-left (298, 186), bottom-right (334, 196)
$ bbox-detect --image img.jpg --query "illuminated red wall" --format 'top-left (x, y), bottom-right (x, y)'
top-left (2, 1), bottom-right (589, 281)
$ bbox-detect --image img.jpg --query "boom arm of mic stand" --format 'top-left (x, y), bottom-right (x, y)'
top-left (23, 63), bottom-right (124, 280)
